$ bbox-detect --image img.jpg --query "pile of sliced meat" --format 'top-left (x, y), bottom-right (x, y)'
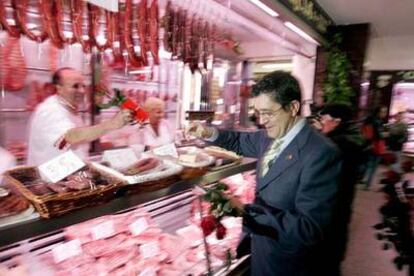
top-left (0, 193), bottom-right (30, 218)
top-left (33, 206), bottom-right (242, 275)
top-left (25, 167), bottom-right (110, 196)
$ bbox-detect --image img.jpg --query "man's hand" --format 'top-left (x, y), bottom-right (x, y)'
top-left (111, 109), bottom-right (133, 129)
top-left (225, 194), bottom-right (245, 215)
top-left (185, 122), bottom-right (215, 139)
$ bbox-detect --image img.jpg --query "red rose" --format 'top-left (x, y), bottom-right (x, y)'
top-left (216, 222), bottom-right (227, 240)
top-left (200, 215), bottom-right (217, 236)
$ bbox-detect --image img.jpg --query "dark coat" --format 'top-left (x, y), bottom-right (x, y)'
top-left (213, 122), bottom-right (342, 276)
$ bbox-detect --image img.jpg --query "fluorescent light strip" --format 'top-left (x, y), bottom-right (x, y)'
top-left (261, 63), bottom-right (292, 70)
top-left (395, 83), bottom-right (414, 88)
top-left (284, 22), bottom-right (319, 45)
top-left (249, 0), bottom-right (279, 17)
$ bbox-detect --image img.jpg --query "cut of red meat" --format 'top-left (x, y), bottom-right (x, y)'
top-left (98, 247), bottom-right (138, 272)
top-left (82, 233), bottom-right (128, 257)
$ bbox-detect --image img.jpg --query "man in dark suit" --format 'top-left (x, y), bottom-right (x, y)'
top-left (187, 71), bottom-right (342, 275)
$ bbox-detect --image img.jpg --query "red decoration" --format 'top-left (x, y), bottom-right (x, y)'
top-left (215, 222), bottom-right (227, 240)
top-left (200, 215), bottom-right (217, 236)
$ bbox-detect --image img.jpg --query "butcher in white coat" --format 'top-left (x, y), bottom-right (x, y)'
top-left (27, 67), bottom-right (132, 165)
top-left (128, 97), bottom-right (174, 151)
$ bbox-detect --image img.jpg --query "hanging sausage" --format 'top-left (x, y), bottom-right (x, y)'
top-left (124, 0), bottom-right (144, 68)
top-left (88, 3), bottom-right (111, 51)
top-left (70, 0), bottom-right (91, 53)
top-left (56, 0), bottom-right (76, 44)
top-left (163, 1), bottom-right (173, 53)
top-left (136, 0), bottom-right (149, 66)
top-left (12, 0), bottom-right (47, 42)
top-left (0, 0), bottom-right (20, 37)
top-left (148, 0), bottom-right (159, 65)
top-left (39, 0), bottom-right (64, 48)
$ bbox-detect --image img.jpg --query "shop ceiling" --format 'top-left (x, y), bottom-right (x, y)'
top-left (316, 0), bottom-right (414, 38)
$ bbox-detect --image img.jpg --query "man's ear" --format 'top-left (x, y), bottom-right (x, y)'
top-left (334, 118), bottom-right (342, 126)
top-left (289, 100), bottom-right (301, 116)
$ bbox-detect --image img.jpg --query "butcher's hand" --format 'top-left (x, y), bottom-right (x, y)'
top-left (111, 109), bottom-right (133, 129)
top-left (185, 122), bottom-right (215, 139)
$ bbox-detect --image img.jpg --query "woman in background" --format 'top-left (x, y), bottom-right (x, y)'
top-left (128, 97), bottom-right (174, 151)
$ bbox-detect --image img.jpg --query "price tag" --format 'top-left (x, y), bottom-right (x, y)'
top-left (138, 267), bottom-right (157, 276)
top-left (129, 217), bottom-right (149, 236)
top-left (52, 239), bottom-right (82, 263)
top-left (102, 148), bottom-right (138, 171)
top-left (152, 143), bottom-right (178, 158)
top-left (91, 220), bottom-right (115, 240)
top-left (139, 241), bottom-right (159, 259)
top-left (38, 150), bottom-right (86, 183)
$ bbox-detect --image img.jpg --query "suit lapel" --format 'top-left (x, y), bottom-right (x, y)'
top-left (258, 140), bottom-right (299, 191)
top-left (257, 123), bottom-right (313, 192)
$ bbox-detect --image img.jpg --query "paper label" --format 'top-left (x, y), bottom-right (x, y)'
top-left (152, 143), bottom-right (178, 158)
top-left (129, 217), bottom-right (149, 236)
top-left (139, 241), bottom-right (159, 259)
top-left (91, 220), bottom-right (115, 240)
top-left (102, 148), bottom-right (138, 171)
top-left (38, 150), bottom-right (86, 183)
top-left (52, 239), bottom-right (82, 263)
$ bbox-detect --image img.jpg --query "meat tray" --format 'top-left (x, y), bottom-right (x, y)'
top-left (3, 165), bottom-right (124, 218)
top-left (91, 159), bottom-right (183, 193)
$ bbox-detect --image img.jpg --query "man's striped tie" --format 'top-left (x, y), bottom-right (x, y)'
top-left (261, 139), bottom-right (283, 177)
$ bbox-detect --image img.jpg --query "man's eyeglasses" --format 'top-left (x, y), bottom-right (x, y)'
top-left (254, 106), bottom-right (284, 121)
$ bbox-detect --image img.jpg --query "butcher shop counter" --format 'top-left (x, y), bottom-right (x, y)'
top-left (0, 157), bottom-right (257, 248)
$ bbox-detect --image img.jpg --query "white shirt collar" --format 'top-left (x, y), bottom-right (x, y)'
top-left (273, 118), bottom-right (306, 152)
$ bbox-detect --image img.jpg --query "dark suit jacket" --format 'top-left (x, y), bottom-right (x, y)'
top-left (213, 122), bottom-right (342, 276)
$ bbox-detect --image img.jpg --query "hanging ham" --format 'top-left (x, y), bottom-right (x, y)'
top-left (1, 37), bottom-right (27, 91)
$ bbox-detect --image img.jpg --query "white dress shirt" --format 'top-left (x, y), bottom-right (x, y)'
top-left (27, 95), bottom-right (88, 165)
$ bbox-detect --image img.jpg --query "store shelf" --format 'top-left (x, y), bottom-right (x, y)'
top-left (0, 158), bottom-right (257, 248)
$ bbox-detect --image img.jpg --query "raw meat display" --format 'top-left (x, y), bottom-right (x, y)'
top-left (121, 157), bottom-right (160, 176)
top-left (0, 193), bottom-right (30, 218)
top-left (22, 167), bottom-right (110, 196)
top-left (48, 207), bottom-right (240, 275)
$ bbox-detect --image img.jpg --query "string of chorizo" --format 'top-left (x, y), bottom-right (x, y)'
top-left (88, 3), bottom-right (111, 51)
top-left (39, 0), bottom-right (64, 48)
top-left (148, 0), bottom-right (159, 65)
top-left (70, 0), bottom-right (91, 53)
top-left (124, 0), bottom-right (144, 67)
top-left (0, 0), bottom-right (20, 37)
top-left (56, 0), bottom-right (76, 44)
top-left (12, 0), bottom-right (47, 42)
top-left (136, 0), bottom-right (148, 66)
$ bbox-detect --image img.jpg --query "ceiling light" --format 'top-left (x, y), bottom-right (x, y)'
top-left (248, 0), bottom-right (278, 17)
top-left (284, 22), bottom-right (319, 45)
top-left (261, 63), bottom-right (292, 70)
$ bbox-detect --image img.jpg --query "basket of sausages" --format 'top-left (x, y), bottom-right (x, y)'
top-left (92, 155), bottom-right (183, 193)
top-left (3, 164), bottom-right (124, 218)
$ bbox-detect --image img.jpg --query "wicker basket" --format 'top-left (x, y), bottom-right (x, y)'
top-left (179, 166), bottom-right (209, 180)
top-left (125, 174), bottom-right (181, 194)
top-left (3, 165), bottom-right (124, 218)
